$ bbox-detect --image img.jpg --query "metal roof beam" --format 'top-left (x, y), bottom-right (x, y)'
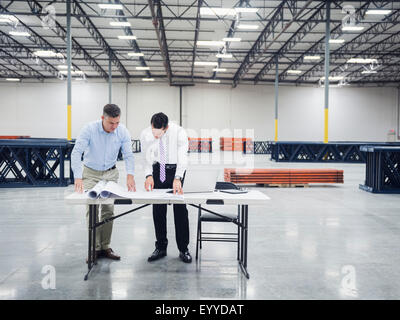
top-left (190, 0), bottom-right (202, 80)
top-left (232, 0), bottom-right (316, 87)
top-left (0, 48), bottom-right (45, 79)
top-left (0, 30), bottom-right (60, 78)
top-left (71, 0), bottom-right (130, 81)
top-left (112, 0), bottom-right (151, 78)
top-left (254, 1), bottom-right (327, 84)
top-left (25, 0), bottom-right (109, 79)
top-left (148, 0), bottom-right (172, 83)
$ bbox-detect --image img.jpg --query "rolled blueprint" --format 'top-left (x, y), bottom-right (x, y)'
top-left (88, 180), bottom-right (107, 199)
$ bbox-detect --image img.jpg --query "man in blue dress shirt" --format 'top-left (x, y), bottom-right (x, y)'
top-left (71, 104), bottom-right (136, 261)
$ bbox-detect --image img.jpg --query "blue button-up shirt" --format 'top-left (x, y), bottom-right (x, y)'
top-left (71, 120), bottom-right (134, 179)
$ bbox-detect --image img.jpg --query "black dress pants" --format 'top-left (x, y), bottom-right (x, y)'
top-left (152, 162), bottom-right (189, 252)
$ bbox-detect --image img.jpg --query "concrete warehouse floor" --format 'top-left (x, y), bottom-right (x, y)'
top-left (1, 152), bottom-right (400, 300)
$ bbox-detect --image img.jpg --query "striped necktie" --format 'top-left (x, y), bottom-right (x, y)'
top-left (159, 137), bottom-right (166, 183)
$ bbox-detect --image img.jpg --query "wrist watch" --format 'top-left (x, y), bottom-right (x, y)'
top-left (174, 175), bottom-right (182, 181)
top-left (146, 174), bottom-right (153, 179)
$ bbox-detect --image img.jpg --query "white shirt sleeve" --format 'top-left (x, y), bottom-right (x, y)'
top-left (140, 128), bottom-right (154, 177)
top-left (175, 126), bottom-right (188, 178)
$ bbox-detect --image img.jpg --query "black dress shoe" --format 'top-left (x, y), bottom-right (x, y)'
top-left (179, 251), bottom-right (192, 263)
top-left (148, 248), bottom-right (167, 262)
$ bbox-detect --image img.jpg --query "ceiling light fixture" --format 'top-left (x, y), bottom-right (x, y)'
top-left (197, 40), bottom-right (225, 46)
top-left (6, 78), bottom-right (20, 81)
top-left (0, 15), bottom-right (18, 23)
top-left (136, 66), bottom-right (150, 70)
top-left (342, 25), bottom-right (364, 31)
top-left (320, 76), bottom-right (345, 81)
top-left (34, 50), bottom-right (58, 57)
top-left (128, 52), bottom-right (144, 57)
top-left (213, 68), bottom-right (227, 72)
top-left (57, 65), bottom-right (74, 70)
top-left (329, 38), bottom-right (345, 44)
top-left (365, 9), bottom-right (392, 15)
top-left (110, 21), bottom-right (131, 27)
top-left (237, 24), bottom-right (259, 30)
top-left (194, 61), bottom-right (219, 66)
top-left (287, 70), bottom-right (302, 74)
top-left (361, 70), bottom-right (377, 74)
top-left (304, 55), bottom-right (321, 60)
top-left (142, 78), bottom-right (155, 81)
top-left (223, 37), bottom-right (241, 42)
top-left (216, 53), bottom-right (232, 58)
top-left (118, 35), bottom-right (137, 40)
top-left (9, 31), bottom-right (30, 37)
top-left (98, 4), bottom-right (124, 10)
top-left (347, 58), bottom-right (378, 64)
top-left (208, 79), bottom-right (221, 83)
top-left (200, 8), bottom-right (236, 16)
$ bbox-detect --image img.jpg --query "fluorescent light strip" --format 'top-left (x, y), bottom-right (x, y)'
top-left (287, 70), bottom-right (302, 74)
top-left (142, 78), bottom-right (154, 81)
top-left (98, 4), bottom-right (124, 10)
top-left (320, 76), bottom-right (345, 81)
top-left (304, 55), bottom-right (321, 60)
top-left (128, 52), bottom-right (144, 57)
top-left (223, 37), bottom-right (241, 42)
top-left (347, 58), bottom-right (378, 64)
top-left (60, 70), bottom-right (84, 75)
top-left (136, 66), bottom-right (150, 70)
top-left (237, 24), bottom-right (259, 30)
top-left (197, 40), bottom-right (225, 46)
top-left (9, 31), bottom-right (30, 37)
top-left (208, 79), bottom-right (221, 83)
top-left (34, 50), bottom-right (57, 57)
top-left (194, 61), bottom-right (219, 66)
top-left (213, 68), bottom-right (227, 72)
top-left (110, 21), bottom-right (131, 27)
top-left (366, 9), bottom-right (392, 15)
top-left (361, 70), bottom-right (377, 74)
top-left (118, 35), bottom-right (137, 40)
top-left (200, 8), bottom-right (236, 16)
top-left (216, 53), bottom-right (232, 58)
top-left (0, 15), bottom-right (18, 22)
top-left (329, 39), bottom-right (345, 44)
top-left (57, 65), bottom-right (74, 70)
top-left (6, 78), bottom-right (20, 82)
top-left (342, 25), bottom-right (364, 31)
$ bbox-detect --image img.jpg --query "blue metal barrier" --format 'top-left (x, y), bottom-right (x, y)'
top-left (359, 145), bottom-right (400, 193)
top-left (243, 141), bottom-right (272, 154)
top-left (270, 141), bottom-right (400, 162)
top-left (0, 139), bottom-right (74, 187)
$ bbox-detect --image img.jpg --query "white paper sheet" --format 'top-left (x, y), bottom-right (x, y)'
top-left (86, 181), bottom-right (184, 200)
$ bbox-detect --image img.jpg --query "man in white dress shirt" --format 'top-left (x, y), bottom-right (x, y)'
top-left (140, 112), bottom-right (192, 263)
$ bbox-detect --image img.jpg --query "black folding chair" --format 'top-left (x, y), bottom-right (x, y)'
top-left (195, 182), bottom-right (242, 260)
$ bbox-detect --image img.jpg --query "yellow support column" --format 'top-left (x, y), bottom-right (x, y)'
top-left (324, 108), bottom-right (329, 143)
top-left (275, 119), bottom-right (278, 142)
top-left (67, 104), bottom-right (72, 141)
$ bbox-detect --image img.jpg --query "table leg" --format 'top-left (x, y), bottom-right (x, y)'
top-left (84, 204), bottom-right (96, 281)
top-left (239, 204), bottom-right (249, 279)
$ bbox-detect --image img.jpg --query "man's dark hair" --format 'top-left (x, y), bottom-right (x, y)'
top-left (103, 104), bottom-right (121, 118)
top-left (151, 112), bottom-right (169, 129)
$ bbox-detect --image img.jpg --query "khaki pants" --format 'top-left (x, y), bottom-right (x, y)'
top-left (83, 166), bottom-right (119, 251)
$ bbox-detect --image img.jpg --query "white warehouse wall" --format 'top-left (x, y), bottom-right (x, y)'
top-left (0, 81), bottom-right (398, 142)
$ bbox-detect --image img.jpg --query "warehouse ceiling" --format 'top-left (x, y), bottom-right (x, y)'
top-left (0, 0), bottom-right (399, 86)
